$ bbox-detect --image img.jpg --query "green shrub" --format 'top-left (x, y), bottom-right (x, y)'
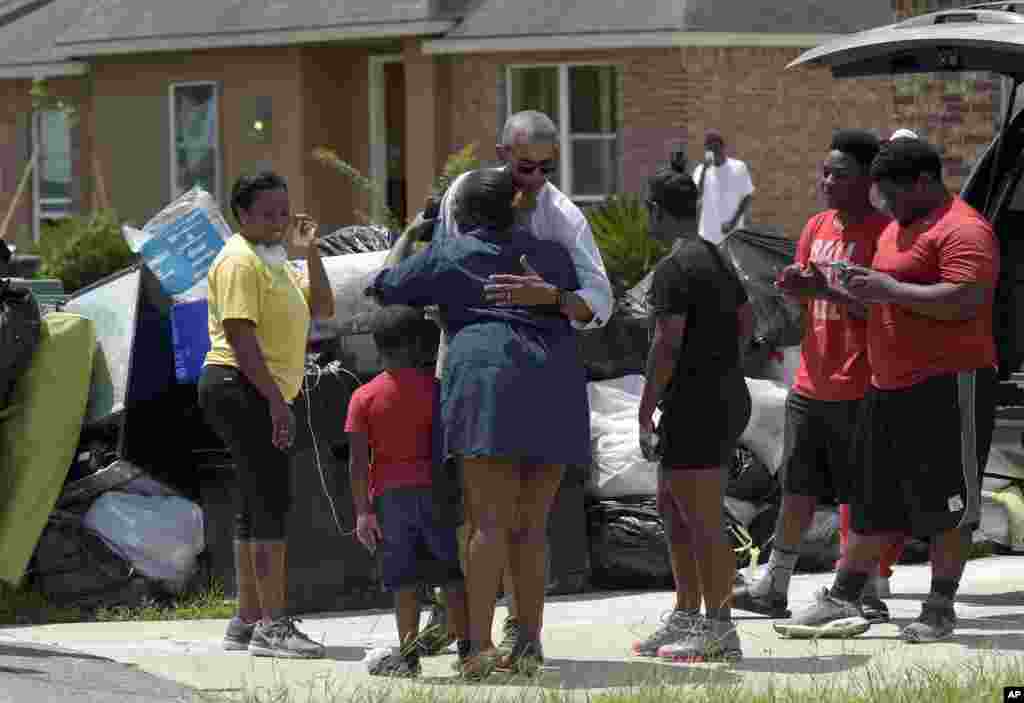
top-left (37, 210), bottom-right (137, 293)
top-left (432, 142), bottom-right (481, 199)
top-left (586, 194), bottom-right (669, 295)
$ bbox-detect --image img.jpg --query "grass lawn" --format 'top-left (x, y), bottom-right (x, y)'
top-left (0, 578), bottom-right (236, 626)
top-left (210, 652), bottom-right (1024, 703)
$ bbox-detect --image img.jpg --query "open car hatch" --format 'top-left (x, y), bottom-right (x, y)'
top-left (788, 4), bottom-right (1024, 80)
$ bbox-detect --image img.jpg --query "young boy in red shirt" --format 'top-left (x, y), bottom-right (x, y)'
top-left (346, 304), bottom-right (469, 677)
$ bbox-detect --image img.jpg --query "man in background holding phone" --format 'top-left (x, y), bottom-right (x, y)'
top-left (692, 129), bottom-right (754, 244)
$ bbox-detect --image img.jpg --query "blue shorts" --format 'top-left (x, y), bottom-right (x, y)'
top-left (374, 486), bottom-right (464, 592)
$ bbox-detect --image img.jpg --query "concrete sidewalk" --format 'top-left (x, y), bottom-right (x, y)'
top-left (3, 556), bottom-right (1024, 701)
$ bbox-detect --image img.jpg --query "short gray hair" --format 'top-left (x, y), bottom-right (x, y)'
top-left (500, 110), bottom-right (558, 146)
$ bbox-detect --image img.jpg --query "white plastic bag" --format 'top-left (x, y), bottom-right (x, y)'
top-left (309, 250), bottom-right (390, 336)
top-left (122, 186), bottom-right (233, 302)
top-left (83, 492), bottom-right (205, 591)
top-left (586, 374), bottom-right (790, 496)
top-left (586, 375), bottom-right (661, 498)
top-left (740, 378), bottom-right (789, 474)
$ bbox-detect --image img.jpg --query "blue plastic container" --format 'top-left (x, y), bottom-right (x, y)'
top-left (171, 298), bottom-right (210, 384)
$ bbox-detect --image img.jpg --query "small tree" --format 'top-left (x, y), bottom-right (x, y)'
top-left (311, 143), bottom-right (481, 231)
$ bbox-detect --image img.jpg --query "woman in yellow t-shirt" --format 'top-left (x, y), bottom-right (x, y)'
top-left (197, 171), bottom-right (334, 659)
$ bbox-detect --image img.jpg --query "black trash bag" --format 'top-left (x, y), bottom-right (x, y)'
top-left (796, 508), bottom-right (841, 573)
top-left (31, 510), bottom-right (158, 609)
top-left (591, 498), bottom-right (780, 588)
top-left (719, 227), bottom-right (805, 350)
top-left (900, 538), bottom-right (930, 564)
top-left (577, 309), bottom-right (650, 381)
top-left (727, 445), bottom-right (780, 504)
top-left (588, 498), bottom-right (673, 589)
top-left (0, 278), bottom-right (42, 409)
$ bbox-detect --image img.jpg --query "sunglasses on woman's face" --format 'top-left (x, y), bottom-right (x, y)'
top-left (515, 160), bottom-right (558, 176)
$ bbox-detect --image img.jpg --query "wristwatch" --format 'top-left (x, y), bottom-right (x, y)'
top-left (556, 288), bottom-right (572, 311)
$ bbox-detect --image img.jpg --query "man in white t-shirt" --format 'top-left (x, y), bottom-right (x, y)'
top-left (692, 129), bottom-right (754, 244)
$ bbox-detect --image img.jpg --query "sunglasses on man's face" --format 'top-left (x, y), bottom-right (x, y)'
top-left (515, 160), bottom-right (558, 176)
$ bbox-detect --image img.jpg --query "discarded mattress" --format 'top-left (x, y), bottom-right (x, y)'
top-left (0, 313), bottom-right (96, 586)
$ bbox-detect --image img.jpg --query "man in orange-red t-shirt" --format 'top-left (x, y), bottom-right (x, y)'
top-left (732, 130), bottom-right (890, 621)
top-left (776, 138), bottom-right (999, 644)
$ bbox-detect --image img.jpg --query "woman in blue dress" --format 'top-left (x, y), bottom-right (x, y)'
top-left (366, 167), bottom-right (590, 678)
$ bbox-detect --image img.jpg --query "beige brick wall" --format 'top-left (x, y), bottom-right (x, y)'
top-left (440, 27), bottom-right (1000, 239)
top-left (683, 46), bottom-right (897, 238)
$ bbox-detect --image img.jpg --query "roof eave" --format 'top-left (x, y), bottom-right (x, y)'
top-left (56, 20), bottom-right (456, 57)
top-left (422, 31), bottom-right (844, 55)
top-left (0, 59), bottom-right (87, 78)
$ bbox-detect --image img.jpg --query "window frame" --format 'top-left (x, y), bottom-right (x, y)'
top-left (32, 108), bottom-right (74, 236)
top-left (505, 61), bottom-right (620, 203)
top-left (168, 80), bottom-right (222, 205)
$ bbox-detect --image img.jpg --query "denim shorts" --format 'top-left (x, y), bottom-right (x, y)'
top-left (374, 486), bottom-right (464, 591)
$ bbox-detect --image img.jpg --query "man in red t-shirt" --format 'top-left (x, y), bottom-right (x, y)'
top-left (776, 138), bottom-right (999, 643)
top-left (345, 305), bottom-right (469, 676)
top-left (732, 130), bottom-right (890, 624)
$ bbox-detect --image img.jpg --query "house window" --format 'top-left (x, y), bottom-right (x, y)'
top-left (170, 82), bottom-right (220, 203)
top-left (507, 64), bottom-right (619, 203)
top-left (35, 109), bottom-right (73, 220)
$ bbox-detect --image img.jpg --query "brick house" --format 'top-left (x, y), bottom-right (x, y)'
top-left (0, 0), bottom-right (1004, 251)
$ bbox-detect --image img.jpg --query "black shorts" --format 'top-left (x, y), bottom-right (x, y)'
top-left (850, 368), bottom-right (996, 538)
top-left (659, 370), bottom-right (752, 469)
top-left (780, 392), bottom-right (861, 503)
top-left (375, 487), bottom-right (464, 592)
top-left (198, 364), bottom-right (293, 541)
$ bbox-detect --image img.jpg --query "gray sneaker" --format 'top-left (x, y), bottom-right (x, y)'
top-left (902, 601), bottom-right (956, 643)
top-left (657, 618), bottom-right (742, 663)
top-left (773, 587), bottom-right (871, 639)
top-left (248, 617), bottom-right (326, 659)
top-left (223, 616), bottom-right (256, 651)
top-left (632, 609), bottom-right (700, 657)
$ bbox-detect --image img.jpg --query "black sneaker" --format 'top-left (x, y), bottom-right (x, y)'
top-left (497, 637), bottom-right (544, 677)
top-left (731, 584), bottom-right (792, 618)
top-left (902, 601), bottom-right (956, 643)
top-left (860, 594), bottom-right (890, 624)
top-left (369, 651), bottom-right (422, 678)
top-left (248, 617), bottom-right (326, 659)
top-left (497, 616), bottom-right (520, 654)
top-left (223, 616), bottom-right (257, 651)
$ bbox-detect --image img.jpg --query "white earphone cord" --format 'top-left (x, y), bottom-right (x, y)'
top-left (302, 361), bottom-right (363, 539)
